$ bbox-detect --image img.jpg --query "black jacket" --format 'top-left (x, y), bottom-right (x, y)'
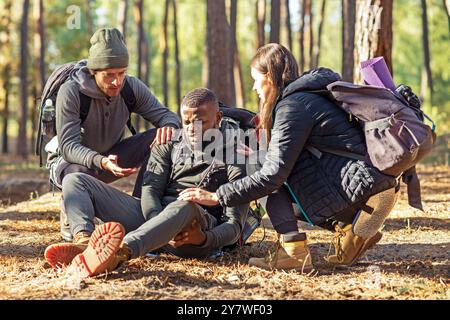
top-left (216, 68), bottom-right (396, 225)
top-left (141, 119), bottom-right (249, 250)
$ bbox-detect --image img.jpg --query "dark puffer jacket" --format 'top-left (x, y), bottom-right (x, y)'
top-left (216, 68), bottom-right (396, 225)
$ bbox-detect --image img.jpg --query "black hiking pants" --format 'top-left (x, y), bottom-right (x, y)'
top-left (52, 128), bottom-right (156, 198)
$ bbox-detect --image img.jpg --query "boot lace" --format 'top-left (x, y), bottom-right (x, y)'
top-left (326, 225), bottom-right (346, 262)
top-left (265, 235), bottom-right (282, 266)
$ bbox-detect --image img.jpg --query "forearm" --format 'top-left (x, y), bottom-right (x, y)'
top-left (140, 186), bottom-right (164, 220)
top-left (59, 139), bottom-right (105, 169)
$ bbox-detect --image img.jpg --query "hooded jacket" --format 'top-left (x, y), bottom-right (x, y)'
top-left (216, 68), bottom-right (396, 225)
top-left (55, 66), bottom-right (180, 170)
top-left (141, 119), bottom-right (249, 251)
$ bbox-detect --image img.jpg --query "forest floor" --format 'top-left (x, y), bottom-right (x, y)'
top-left (0, 156), bottom-right (448, 300)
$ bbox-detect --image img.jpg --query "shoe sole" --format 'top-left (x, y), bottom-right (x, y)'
top-left (251, 263), bottom-right (314, 274)
top-left (71, 222), bottom-right (125, 278)
top-left (249, 256), bottom-right (314, 274)
top-left (44, 243), bottom-right (86, 269)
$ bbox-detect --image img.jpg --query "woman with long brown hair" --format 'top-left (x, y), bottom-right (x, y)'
top-left (178, 43), bottom-right (398, 273)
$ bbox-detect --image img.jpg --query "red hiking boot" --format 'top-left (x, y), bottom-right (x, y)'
top-left (71, 222), bottom-right (125, 278)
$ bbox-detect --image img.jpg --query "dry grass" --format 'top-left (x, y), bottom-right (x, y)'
top-left (0, 164), bottom-right (448, 300)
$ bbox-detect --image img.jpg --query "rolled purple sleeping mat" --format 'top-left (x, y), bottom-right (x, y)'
top-left (360, 56), bottom-right (396, 90)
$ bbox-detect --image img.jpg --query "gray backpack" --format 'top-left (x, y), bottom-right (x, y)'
top-left (309, 81), bottom-right (436, 210)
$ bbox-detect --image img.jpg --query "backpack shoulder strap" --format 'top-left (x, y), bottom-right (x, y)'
top-left (120, 79), bottom-right (137, 135)
top-left (78, 91), bottom-right (92, 124)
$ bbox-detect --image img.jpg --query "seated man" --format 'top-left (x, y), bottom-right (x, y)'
top-left (44, 88), bottom-right (249, 277)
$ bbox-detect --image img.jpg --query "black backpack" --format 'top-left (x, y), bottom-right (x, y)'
top-left (210, 104), bottom-right (264, 247)
top-left (218, 101), bottom-right (257, 131)
top-left (35, 59), bottom-right (137, 166)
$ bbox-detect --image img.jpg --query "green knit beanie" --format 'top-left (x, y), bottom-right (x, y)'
top-left (87, 28), bottom-right (129, 70)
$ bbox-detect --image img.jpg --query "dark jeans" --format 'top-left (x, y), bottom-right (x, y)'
top-left (63, 173), bottom-right (217, 259)
top-left (54, 128), bottom-right (156, 198)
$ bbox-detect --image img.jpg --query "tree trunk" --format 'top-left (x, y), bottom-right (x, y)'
top-left (206, 0), bottom-right (235, 106)
top-left (230, 0), bottom-right (245, 107)
top-left (444, 0), bottom-right (450, 33)
top-left (354, 0), bottom-right (393, 84)
top-left (162, 0), bottom-right (170, 107)
top-left (1, 0), bottom-right (12, 153)
top-left (32, 0), bottom-right (45, 153)
top-left (2, 75), bottom-right (10, 154)
top-left (313, 0), bottom-right (326, 67)
top-left (306, 0), bottom-right (314, 69)
top-left (143, 32), bottom-right (151, 131)
top-left (270, 0), bottom-right (281, 43)
top-left (299, 0), bottom-right (306, 72)
top-left (34, 0), bottom-right (46, 94)
top-left (342, 0), bottom-right (356, 82)
top-left (420, 0), bottom-right (433, 99)
top-left (118, 0), bottom-right (128, 40)
top-left (284, 0), bottom-right (293, 50)
top-left (172, 0), bottom-right (181, 115)
top-left (133, 0), bottom-right (146, 132)
top-left (86, 0), bottom-right (94, 36)
top-left (256, 0), bottom-right (266, 49)
top-left (18, 0), bottom-right (30, 159)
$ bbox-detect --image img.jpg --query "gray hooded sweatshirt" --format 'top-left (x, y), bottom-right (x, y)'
top-left (56, 66), bottom-right (180, 170)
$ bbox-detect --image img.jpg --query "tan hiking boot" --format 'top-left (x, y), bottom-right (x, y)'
top-left (104, 243), bottom-right (133, 272)
top-left (45, 242), bottom-right (86, 269)
top-left (248, 237), bottom-right (313, 273)
top-left (73, 231), bottom-right (91, 245)
top-left (325, 224), bottom-right (383, 266)
top-left (71, 222), bottom-right (126, 278)
top-left (44, 232), bottom-right (91, 269)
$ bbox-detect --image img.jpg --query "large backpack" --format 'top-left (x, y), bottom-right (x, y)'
top-left (35, 59), bottom-right (137, 166)
top-left (307, 81), bottom-right (436, 210)
top-left (218, 101), bottom-right (257, 131)
top-left (214, 105), bottom-right (263, 246)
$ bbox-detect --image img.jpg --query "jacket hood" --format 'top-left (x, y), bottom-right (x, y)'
top-left (282, 67), bottom-right (341, 99)
top-left (69, 60), bottom-right (112, 101)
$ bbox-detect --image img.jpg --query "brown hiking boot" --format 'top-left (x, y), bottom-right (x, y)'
top-left (73, 231), bottom-right (91, 245)
top-left (248, 237), bottom-right (313, 273)
top-left (44, 231), bottom-right (91, 269)
top-left (104, 243), bottom-right (133, 272)
top-left (71, 222), bottom-right (126, 278)
top-left (325, 224), bottom-right (383, 266)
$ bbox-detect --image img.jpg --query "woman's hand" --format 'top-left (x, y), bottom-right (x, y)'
top-left (178, 188), bottom-right (219, 206)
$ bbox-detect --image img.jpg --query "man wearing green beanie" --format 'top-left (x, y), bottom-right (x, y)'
top-left (48, 28), bottom-right (181, 242)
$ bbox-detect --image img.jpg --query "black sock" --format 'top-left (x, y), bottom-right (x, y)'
top-left (282, 232), bottom-right (307, 242)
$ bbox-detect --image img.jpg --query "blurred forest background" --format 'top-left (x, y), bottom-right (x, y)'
top-left (0, 0), bottom-right (449, 162)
